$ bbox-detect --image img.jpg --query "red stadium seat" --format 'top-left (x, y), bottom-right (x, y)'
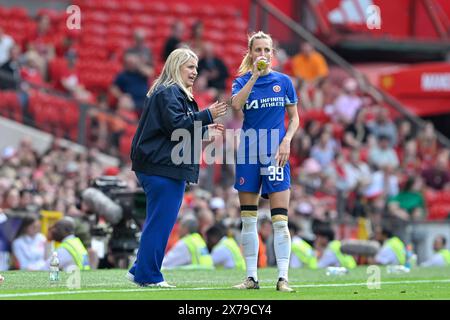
top-left (9, 6), bottom-right (28, 19)
top-left (427, 204), bottom-right (450, 221)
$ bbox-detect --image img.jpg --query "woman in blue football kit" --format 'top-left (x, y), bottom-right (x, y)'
top-left (230, 31), bottom-right (299, 292)
top-left (128, 48), bottom-right (227, 287)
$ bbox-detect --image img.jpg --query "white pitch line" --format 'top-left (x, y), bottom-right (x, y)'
top-left (1, 279), bottom-right (449, 298)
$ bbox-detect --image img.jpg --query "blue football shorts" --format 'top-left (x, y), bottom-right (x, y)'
top-left (234, 160), bottom-right (290, 198)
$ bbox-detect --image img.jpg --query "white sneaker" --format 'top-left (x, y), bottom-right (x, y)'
top-left (126, 272), bottom-right (135, 283)
top-left (146, 281), bottom-right (176, 288)
top-left (126, 272), bottom-right (175, 288)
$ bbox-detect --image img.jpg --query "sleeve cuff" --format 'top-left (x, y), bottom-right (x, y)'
top-left (197, 109), bottom-right (214, 125)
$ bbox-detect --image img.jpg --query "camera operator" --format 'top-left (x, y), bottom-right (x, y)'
top-left (79, 177), bottom-right (142, 269)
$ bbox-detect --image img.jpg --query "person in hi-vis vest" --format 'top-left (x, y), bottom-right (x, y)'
top-left (288, 222), bottom-right (317, 269)
top-left (421, 235), bottom-right (450, 267)
top-left (206, 224), bottom-right (245, 270)
top-left (43, 217), bottom-right (90, 271)
top-left (162, 215), bottom-right (213, 270)
top-left (314, 226), bottom-right (356, 269)
top-left (373, 226), bottom-right (406, 265)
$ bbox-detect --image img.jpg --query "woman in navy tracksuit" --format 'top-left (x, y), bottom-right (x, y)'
top-left (128, 48), bottom-right (227, 287)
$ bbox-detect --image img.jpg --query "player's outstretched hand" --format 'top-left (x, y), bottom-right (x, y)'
top-left (208, 101), bottom-right (228, 120)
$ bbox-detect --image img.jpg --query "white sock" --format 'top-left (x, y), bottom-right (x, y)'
top-left (273, 220), bottom-right (291, 280)
top-left (241, 216), bottom-right (259, 281)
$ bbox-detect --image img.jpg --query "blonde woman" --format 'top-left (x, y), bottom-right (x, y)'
top-left (230, 32), bottom-right (299, 292)
top-left (128, 48), bottom-right (227, 287)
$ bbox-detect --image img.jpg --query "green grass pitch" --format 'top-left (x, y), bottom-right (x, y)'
top-left (0, 267), bottom-right (449, 300)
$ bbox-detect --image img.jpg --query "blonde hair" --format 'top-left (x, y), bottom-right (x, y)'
top-left (147, 48), bottom-right (198, 100)
top-left (238, 31), bottom-right (273, 76)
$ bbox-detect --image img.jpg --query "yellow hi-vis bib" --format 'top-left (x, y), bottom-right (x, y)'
top-left (60, 237), bottom-right (91, 270)
top-left (329, 240), bottom-right (357, 269)
top-left (182, 233), bottom-right (214, 269)
top-left (291, 238), bottom-right (318, 269)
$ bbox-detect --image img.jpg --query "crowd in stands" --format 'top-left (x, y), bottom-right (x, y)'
top-left (1, 6), bottom-right (450, 271)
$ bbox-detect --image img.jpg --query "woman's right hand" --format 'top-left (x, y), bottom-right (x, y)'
top-left (208, 101), bottom-right (228, 120)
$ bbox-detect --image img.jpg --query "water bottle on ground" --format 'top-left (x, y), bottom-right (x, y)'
top-left (326, 266), bottom-right (348, 276)
top-left (404, 244), bottom-right (416, 270)
top-left (49, 252), bottom-right (60, 282)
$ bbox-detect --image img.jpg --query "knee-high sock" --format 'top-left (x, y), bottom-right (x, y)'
top-left (272, 209), bottom-right (291, 281)
top-left (241, 205), bottom-right (258, 281)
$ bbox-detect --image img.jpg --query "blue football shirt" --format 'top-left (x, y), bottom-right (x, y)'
top-left (231, 71), bottom-right (298, 162)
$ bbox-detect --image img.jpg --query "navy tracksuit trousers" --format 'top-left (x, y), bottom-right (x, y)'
top-left (129, 172), bottom-right (185, 284)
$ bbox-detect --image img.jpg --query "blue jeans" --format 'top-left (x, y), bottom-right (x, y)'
top-left (129, 173), bottom-right (185, 284)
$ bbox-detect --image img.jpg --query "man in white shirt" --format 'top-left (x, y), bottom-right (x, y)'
top-left (372, 226), bottom-right (406, 265)
top-left (12, 216), bottom-right (47, 270)
top-left (369, 135), bottom-right (399, 170)
top-left (0, 27), bottom-right (14, 66)
top-left (39, 217), bottom-right (90, 271)
top-left (421, 235), bottom-right (450, 267)
top-left (206, 224), bottom-right (245, 270)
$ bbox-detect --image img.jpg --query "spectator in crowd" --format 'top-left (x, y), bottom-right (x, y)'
top-left (310, 131), bottom-right (338, 168)
top-left (421, 235), bottom-right (450, 267)
top-left (314, 226), bottom-right (357, 269)
top-left (368, 135), bottom-right (399, 170)
top-left (188, 20), bottom-right (206, 58)
top-left (367, 107), bottom-right (397, 147)
top-left (26, 14), bottom-right (56, 61)
top-left (416, 122), bottom-right (439, 166)
top-left (110, 52), bottom-right (151, 115)
top-left (257, 217), bottom-right (271, 269)
top-left (125, 28), bottom-right (155, 79)
top-left (291, 42), bottom-right (329, 110)
top-left (196, 206), bottom-right (215, 239)
top-left (205, 223), bottom-right (245, 270)
top-left (2, 188), bottom-right (21, 212)
top-left (289, 221), bottom-right (317, 269)
top-left (388, 176), bottom-right (425, 221)
top-left (49, 57), bottom-right (93, 103)
top-left (399, 139), bottom-right (421, 174)
top-left (421, 150), bottom-right (450, 190)
top-left (11, 215), bottom-right (47, 270)
top-left (330, 78), bottom-right (363, 125)
top-left (304, 119), bottom-right (323, 144)
top-left (198, 42), bottom-right (229, 92)
top-left (343, 148), bottom-right (372, 192)
top-left (20, 50), bottom-right (46, 88)
top-left (371, 226), bottom-right (406, 266)
top-left (162, 21), bottom-right (185, 61)
top-left (343, 108), bottom-right (371, 149)
top-left (162, 215), bottom-right (214, 270)
top-left (270, 39), bottom-right (288, 73)
top-left (41, 217), bottom-right (91, 271)
top-left (396, 119), bottom-right (415, 147)
top-left (363, 165), bottom-right (399, 201)
top-left (0, 44), bottom-right (21, 90)
top-left (0, 27), bottom-right (15, 67)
